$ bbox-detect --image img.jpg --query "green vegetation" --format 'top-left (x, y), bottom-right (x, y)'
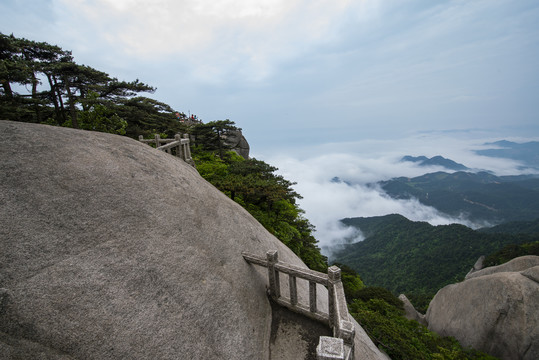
top-left (334, 229), bottom-right (506, 359)
top-left (334, 214), bottom-right (539, 305)
top-left (348, 289), bottom-right (497, 360)
top-left (0, 32), bottom-right (187, 138)
top-left (331, 263), bottom-right (365, 302)
top-left (191, 119), bottom-right (238, 158)
top-left (479, 215), bottom-right (539, 268)
top-left (191, 123), bottom-right (327, 271)
top-left (483, 241), bottom-right (539, 267)
top-left (479, 218), bottom-right (539, 235)
top-left (380, 171), bottom-right (539, 223)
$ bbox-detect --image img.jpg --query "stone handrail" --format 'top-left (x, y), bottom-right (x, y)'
top-left (242, 250), bottom-right (355, 360)
top-left (139, 134), bottom-right (193, 165)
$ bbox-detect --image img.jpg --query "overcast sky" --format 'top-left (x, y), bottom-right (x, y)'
top-left (3, 0), bottom-right (539, 251)
top-left (2, 0), bottom-right (538, 153)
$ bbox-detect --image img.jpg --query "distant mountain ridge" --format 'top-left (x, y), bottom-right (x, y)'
top-left (476, 140), bottom-right (539, 170)
top-left (479, 218), bottom-right (539, 235)
top-left (380, 171), bottom-right (539, 224)
top-left (400, 140), bottom-right (539, 172)
top-left (400, 155), bottom-right (469, 171)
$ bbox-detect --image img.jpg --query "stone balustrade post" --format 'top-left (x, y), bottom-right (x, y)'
top-left (266, 250), bottom-right (280, 299)
top-left (338, 320), bottom-right (355, 347)
top-left (183, 134), bottom-right (192, 160)
top-left (289, 275), bottom-right (298, 305)
top-left (154, 134), bottom-right (161, 148)
top-left (175, 134), bottom-right (182, 158)
top-left (138, 135), bottom-right (144, 141)
top-left (309, 281), bottom-right (317, 313)
top-left (327, 265), bottom-right (341, 328)
top-left (317, 336), bottom-right (345, 360)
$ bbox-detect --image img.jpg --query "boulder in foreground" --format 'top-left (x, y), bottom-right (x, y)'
top-left (426, 256), bottom-right (539, 360)
top-left (0, 121), bottom-right (385, 360)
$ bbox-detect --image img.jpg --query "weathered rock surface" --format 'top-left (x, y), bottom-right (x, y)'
top-left (398, 294), bottom-right (426, 326)
top-left (223, 129), bottom-right (250, 159)
top-left (0, 121), bottom-right (385, 360)
top-left (465, 255), bottom-right (539, 280)
top-left (350, 317), bottom-right (392, 360)
top-left (464, 255), bottom-right (485, 279)
top-left (426, 256), bottom-right (539, 360)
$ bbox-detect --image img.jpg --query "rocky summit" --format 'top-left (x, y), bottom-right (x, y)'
top-left (0, 121), bottom-right (384, 360)
top-left (426, 255), bottom-right (539, 360)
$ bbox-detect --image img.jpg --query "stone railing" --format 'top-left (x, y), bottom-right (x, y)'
top-left (242, 250), bottom-right (355, 360)
top-left (138, 134), bottom-right (194, 165)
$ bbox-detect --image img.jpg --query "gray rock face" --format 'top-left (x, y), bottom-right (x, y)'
top-left (465, 255), bottom-right (539, 280)
top-left (0, 121), bottom-right (384, 360)
top-left (223, 129), bottom-right (250, 159)
top-left (398, 294), bottom-right (426, 326)
top-left (464, 255), bottom-right (485, 279)
top-left (426, 256), bottom-right (539, 360)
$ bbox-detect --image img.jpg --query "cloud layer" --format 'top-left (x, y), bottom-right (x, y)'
top-left (265, 133), bottom-right (539, 256)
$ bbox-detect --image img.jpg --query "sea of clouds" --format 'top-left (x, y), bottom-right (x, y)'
top-left (262, 133), bottom-right (538, 257)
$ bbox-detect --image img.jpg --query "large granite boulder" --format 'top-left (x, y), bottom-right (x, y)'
top-left (0, 121), bottom-right (385, 360)
top-left (465, 255), bottom-right (539, 280)
top-left (426, 256), bottom-right (539, 360)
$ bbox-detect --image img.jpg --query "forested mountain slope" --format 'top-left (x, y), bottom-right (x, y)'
top-left (479, 218), bottom-right (539, 234)
top-left (380, 171), bottom-right (539, 224)
top-left (334, 214), bottom-right (539, 297)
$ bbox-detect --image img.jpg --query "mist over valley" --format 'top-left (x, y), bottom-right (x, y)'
top-left (266, 136), bottom-right (539, 256)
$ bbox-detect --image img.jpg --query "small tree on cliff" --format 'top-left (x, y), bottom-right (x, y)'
top-left (191, 119), bottom-right (239, 158)
top-left (0, 32), bottom-right (157, 130)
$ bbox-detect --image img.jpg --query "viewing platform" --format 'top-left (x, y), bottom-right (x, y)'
top-left (243, 250), bottom-right (355, 360)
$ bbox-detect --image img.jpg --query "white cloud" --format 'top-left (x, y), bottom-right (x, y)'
top-left (265, 134), bottom-right (539, 256)
top-left (53, 0), bottom-right (374, 82)
top-left (192, 0), bottom-right (290, 19)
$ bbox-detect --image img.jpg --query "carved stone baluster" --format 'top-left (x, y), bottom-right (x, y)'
top-left (289, 275), bottom-right (297, 305)
top-left (172, 134), bottom-right (180, 158)
top-left (327, 265), bottom-right (341, 328)
top-left (266, 250), bottom-right (280, 299)
top-left (183, 134), bottom-right (192, 160)
top-left (309, 281), bottom-right (317, 313)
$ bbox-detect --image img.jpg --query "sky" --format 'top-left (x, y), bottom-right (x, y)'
top-left (2, 0), bottom-right (539, 252)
